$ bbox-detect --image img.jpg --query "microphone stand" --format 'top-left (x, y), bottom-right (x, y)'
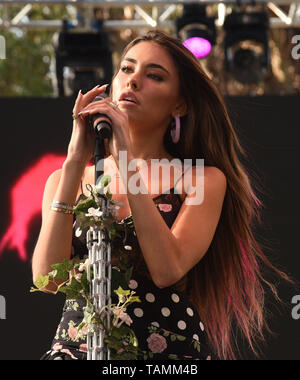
top-left (86, 134), bottom-right (112, 360)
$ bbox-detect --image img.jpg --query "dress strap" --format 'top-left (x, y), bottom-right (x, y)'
top-left (80, 180), bottom-right (84, 195)
top-left (173, 164), bottom-right (193, 190)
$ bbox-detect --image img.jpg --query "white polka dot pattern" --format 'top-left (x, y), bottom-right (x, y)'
top-left (186, 307), bottom-right (194, 317)
top-left (171, 293), bottom-right (180, 303)
top-left (129, 280), bottom-right (138, 290)
top-left (177, 320), bottom-right (186, 330)
top-left (75, 228), bottom-right (82, 237)
top-left (133, 308), bottom-right (144, 318)
top-left (145, 293), bottom-right (155, 303)
top-left (161, 307), bottom-right (171, 317)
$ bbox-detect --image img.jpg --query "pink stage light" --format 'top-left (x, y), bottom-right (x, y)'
top-left (0, 154), bottom-right (66, 261)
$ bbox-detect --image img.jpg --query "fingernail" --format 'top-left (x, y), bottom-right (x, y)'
top-left (78, 110), bottom-right (89, 116)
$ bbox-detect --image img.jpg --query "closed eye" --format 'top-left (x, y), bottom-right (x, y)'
top-left (120, 66), bottom-right (163, 82)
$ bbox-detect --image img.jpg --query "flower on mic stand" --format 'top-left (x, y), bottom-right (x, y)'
top-left (72, 174), bottom-right (124, 236)
top-left (85, 207), bottom-right (103, 220)
top-left (30, 174), bottom-right (141, 359)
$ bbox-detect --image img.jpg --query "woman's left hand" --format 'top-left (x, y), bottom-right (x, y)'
top-left (78, 96), bottom-right (132, 167)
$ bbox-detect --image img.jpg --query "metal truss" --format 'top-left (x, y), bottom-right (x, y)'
top-left (0, 1), bottom-right (299, 31)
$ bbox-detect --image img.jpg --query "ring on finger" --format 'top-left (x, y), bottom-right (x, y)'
top-left (109, 101), bottom-right (118, 110)
top-left (72, 113), bottom-right (80, 120)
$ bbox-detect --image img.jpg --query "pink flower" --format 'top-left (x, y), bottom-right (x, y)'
top-left (79, 344), bottom-right (87, 353)
top-left (81, 323), bottom-right (88, 335)
top-left (147, 333), bottom-right (167, 354)
top-left (112, 307), bottom-right (133, 328)
top-left (68, 325), bottom-right (78, 339)
top-left (158, 203), bottom-right (172, 212)
top-left (52, 343), bottom-right (63, 351)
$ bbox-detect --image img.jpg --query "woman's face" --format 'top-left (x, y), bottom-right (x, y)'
top-left (112, 41), bottom-right (185, 130)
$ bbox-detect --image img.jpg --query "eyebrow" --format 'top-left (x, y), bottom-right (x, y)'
top-left (123, 57), bottom-right (170, 76)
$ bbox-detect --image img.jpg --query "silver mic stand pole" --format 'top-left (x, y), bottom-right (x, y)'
top-left (86, 130), bottom-right (112, 360)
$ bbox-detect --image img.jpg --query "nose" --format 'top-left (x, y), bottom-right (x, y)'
top-left (127, 78), bottom-right (138, 90)
top-left (126, 72), bottom-right (139, 90)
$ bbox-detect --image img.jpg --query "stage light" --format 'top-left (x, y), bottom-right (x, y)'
top-left (224, 11), bottom-right (270, 84)
top-left (176, 4), bottom-right (216, 59)
top-left (53, 20), bottom-right (113, 97)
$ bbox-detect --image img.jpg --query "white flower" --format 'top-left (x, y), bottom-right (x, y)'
top-left (85, 207), bottom-right (103, 219)
top-left (78, 258), bottom-right (91, 272)
top-left (112, 307), bottom-right (133, 328)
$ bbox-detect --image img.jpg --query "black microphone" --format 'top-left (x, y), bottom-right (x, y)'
top-left (89, 93), bottom-right (112, 140)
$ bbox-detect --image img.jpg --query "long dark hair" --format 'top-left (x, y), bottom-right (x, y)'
top-left (110, 29), bottom-right (293, 360)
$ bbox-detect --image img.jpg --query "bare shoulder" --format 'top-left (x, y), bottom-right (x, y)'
top-left (202, 166), bottom-right (227, 196)
top-left (183, 165), bottom-right (226, 185)
top-left (204, 166), bottom-right (227, 183)
top-left (182, 165), bottom-right (227, 200)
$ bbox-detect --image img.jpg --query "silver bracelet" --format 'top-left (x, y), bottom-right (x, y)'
top-left (51, 200), bottom-right (74, 211)
top-left (50, 206), bottom-right (74, 215)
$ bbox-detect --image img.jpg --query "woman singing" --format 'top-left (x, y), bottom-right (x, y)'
top-left (32, 29), bottom-right (290, 360)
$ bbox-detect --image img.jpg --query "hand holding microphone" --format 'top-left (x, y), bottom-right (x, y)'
top-left (68, 84), bottom-right (110, 167)
top-left (88, 93), bottom-right (113, 141)
top-left (72, 84), bottom-right (132, 166)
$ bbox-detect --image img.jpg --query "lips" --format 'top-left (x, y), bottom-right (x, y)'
top-left (119, 91), bottom-right (139, 105)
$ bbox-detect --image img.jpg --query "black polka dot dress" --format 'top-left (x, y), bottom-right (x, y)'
top-left (125, 271), bottom-right (212, 360)
top-left (40, 188), bottom-right (213, 360)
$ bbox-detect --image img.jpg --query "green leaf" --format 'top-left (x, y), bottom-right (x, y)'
top-left (194, 340), bottom-right (201, 352)
top-left (98, 175), bottom-right (111, 189)
top-left (59, 277), bottom-right (83, 299)
top-left (33, 274), bottom-right (49, 290)
top-left (176, 334), bottom-right (186, 341)
top-left (51, 259), bottom-right (73, 281)
top-left (73, 196), bottom-right (97, 214)
top-left (79, 270), bottom-right (89, 294)
top-left (114, 286), bottom-right (131, 301)
top-left (111, 268), bottom-right (129, 296)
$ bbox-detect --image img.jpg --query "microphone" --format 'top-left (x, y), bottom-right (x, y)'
top-left (89, 93), bottom-right (112, 140)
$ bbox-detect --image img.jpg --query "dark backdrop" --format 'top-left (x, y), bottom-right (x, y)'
top-left (0, 95), bottom-right (299, 360)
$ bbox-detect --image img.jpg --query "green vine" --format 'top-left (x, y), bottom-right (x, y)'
top-left (30, 175), bottom-right (141, 359)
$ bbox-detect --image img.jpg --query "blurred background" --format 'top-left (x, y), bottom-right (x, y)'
top-left (0, 1), bottom-right (299, 360)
